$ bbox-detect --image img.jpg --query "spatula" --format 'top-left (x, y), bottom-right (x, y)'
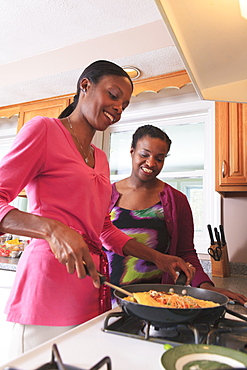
top-left (83, 263), bottom-right (134, 297)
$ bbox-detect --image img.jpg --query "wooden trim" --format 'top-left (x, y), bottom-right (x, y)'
top-left (132, 70), bottom-right (191, 96)
top-left (0, 106), bottom-right (20, 119)
top-left (0, 94), bottom-right (73, 111)
top-left (0, 71), bottom-right (191, 112)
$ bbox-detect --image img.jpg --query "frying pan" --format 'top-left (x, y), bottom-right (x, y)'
top-left (84, 265), bottom-right (246, 326)
top-left (113, 283), bottom-right (230, 326)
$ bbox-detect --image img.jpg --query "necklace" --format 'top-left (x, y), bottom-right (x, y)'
top-left (67, 116), bottom-right (90, 164)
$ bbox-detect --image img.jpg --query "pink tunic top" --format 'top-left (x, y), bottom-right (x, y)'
top-left (0, 117), bottom-right (131, 326)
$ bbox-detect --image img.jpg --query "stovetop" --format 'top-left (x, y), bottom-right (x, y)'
top-left (103, 311), bottom-right (247, 352)
top-left (1, 308), bottom-right (169, 370)
top-left (207, 317), bottom-right (247, 352)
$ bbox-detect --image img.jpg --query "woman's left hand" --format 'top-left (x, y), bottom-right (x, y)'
top-left (200, 282), bottom-right (247, 306)
top-left (153, 254), bottom-right (196, 284)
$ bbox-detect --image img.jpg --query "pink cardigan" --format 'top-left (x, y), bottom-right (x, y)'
top-left (0, 117), bottom-right (130, 326)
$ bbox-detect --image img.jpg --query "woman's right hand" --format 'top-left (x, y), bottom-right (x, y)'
top-left (0, 209), bottom-right (100, 287)
top-left (45, 220), bottom-right (100, 287)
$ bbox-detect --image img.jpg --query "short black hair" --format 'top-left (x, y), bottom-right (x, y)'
top-left (131, 125), bottom-right (172, 152)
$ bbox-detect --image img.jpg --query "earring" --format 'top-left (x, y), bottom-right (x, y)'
top-left (80, 87), bottom-right (86, 93)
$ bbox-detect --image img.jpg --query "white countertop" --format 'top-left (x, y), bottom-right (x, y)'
top-left (1, 307), bottom-right (246, 370)
top-left (0, 307), bottom-right (165, 370)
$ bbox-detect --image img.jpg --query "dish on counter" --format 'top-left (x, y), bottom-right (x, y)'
top-left (160, 344), bottom-right (247, 370)
top-left (0, 238), bottom-right (26, 258)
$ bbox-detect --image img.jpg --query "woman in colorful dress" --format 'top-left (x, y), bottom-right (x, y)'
top-left (105, 124), bottom-right (247, 305)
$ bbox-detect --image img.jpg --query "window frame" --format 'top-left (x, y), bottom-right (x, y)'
top-left (102, 98), bottom-right (220, 255)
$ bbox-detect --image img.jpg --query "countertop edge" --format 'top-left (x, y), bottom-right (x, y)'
top-left (200, 260), bottom-right (247, 276)
top-left (0, 256), bottom-right (19, 271)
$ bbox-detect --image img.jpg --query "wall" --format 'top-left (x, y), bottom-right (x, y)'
top-left (223, 196), bottom-right (247, 263)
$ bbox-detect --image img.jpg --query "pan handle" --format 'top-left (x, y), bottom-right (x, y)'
top-left (225, 308), bottom-right (247, 322)
top-left (175, 271), bottom-right (187, 286)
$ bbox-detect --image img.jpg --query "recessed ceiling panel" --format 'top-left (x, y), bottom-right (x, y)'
top-left (155, 0), bottom-right (247, 103)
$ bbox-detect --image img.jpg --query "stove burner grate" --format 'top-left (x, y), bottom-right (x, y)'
top-left (207, 318), bottom-right (247, 353)
top-left (102, 311), bottom-right (209, 346)
top-left (4, 344), bottom-right (112, 370)
top-left (103, 311), bottom-right (247, 350)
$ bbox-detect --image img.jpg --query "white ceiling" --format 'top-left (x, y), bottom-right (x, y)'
top-left (0, 0), bottom-right (191, 108)
top-left (156, 0), bottom-right (247, 103)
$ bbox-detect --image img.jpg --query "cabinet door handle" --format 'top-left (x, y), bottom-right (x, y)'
top-left (222, 160), bottom-right (227, 178)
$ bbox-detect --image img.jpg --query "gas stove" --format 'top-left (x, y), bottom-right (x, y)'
top-left (103, 310), bottom-right (247, 352)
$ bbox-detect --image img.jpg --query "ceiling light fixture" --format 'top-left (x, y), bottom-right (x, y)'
top-left (239, 0), bottom-right (247, 19)
top-left (123, 66), bottom-right (141, 80)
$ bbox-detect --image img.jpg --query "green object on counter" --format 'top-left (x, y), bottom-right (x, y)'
top-left (160, 344), bottom-right (247, 370)
top-left (163, 344), bottom-right (173, 350)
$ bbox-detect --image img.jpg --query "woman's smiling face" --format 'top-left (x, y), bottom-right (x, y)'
top-left (131, 135), bottom-right (170, 182)
top-left (79, 74), bottom-right (133, 131)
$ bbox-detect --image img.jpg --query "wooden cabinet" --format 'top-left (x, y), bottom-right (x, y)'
top-left (0, 96), bottom-right (72, 132)
top-left (215, 102), bottom-right (247, 194)
top-left (0, 96), bottom-right (71, 197)
top-left (18, 96), bottom-right (71, 131)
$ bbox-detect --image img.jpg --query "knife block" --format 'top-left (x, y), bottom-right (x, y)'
top-left (210, 243), bottom-right (230, 277)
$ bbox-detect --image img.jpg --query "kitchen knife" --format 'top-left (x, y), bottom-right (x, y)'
top-left (207, 224), bottom-right (215, 245)
top-left (214, 227), bottom-right (221, 248)
top-left (219, 224), bottom-right (226, 246)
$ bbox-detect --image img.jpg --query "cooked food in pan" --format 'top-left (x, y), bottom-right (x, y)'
top-left (124, 290), bottom-right (220, 308)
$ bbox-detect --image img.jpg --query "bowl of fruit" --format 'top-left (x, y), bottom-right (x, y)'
top-left (0, 236), bottom-right (26, 258)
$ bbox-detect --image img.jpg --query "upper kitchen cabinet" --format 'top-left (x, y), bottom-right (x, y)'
top-left (215, 102), bottom-right (247, 194)
top-left (18, 96), bottom-right (71, 131)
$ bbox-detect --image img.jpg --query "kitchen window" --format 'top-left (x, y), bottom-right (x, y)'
top-left (102, 98), bottom-right (220, 255)
top-left (0, 115), bottom-right (28, 212)
top-left (0, 115), bottom-right (18, 161)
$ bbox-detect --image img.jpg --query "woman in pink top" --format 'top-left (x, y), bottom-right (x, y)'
top-left (0, 60), bottom-right (194, 356)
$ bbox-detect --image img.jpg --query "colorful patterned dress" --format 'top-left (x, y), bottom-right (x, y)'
top-left (104, 202), bottom-right (170, 294)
